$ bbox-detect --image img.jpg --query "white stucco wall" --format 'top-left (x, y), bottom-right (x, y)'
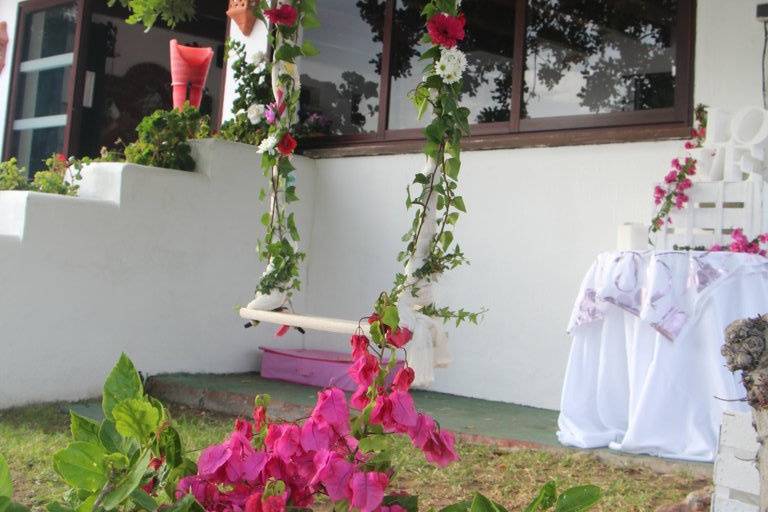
top-left (296, 0), bottom-right (768, 409)
top-left (0, 0), bottom-right (766, 410)
top-left (0, 140), bottom-right (317, 408)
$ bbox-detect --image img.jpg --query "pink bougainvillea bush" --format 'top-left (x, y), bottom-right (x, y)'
top-left (176, 306), bottom-right (456, 512)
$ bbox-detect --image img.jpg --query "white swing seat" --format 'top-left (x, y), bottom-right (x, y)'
top-left (239, 308), bottom-right (370, 336)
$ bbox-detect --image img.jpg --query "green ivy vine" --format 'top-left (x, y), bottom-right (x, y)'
top-left (250, 0), bottom-right (319, 301)
top-left (377, 0), bottom-right (484, 326)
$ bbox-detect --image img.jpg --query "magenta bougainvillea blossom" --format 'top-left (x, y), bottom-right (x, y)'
top-left (649, 106), bottom-right (707, 233)
top-left (177, 314), bottom-right (458, 512)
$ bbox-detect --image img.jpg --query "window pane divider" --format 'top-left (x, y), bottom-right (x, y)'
top-left (509, 0), bottom-right (526, 132)
top-left (12, 114), bottom-right (68, 131)
top-left (19, 52), bottom-right (74, 73)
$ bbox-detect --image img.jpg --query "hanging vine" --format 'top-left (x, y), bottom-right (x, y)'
top-left (372, 0), bottom-right (484, 328)
top-left (248, 0), bottom-right (319, 305)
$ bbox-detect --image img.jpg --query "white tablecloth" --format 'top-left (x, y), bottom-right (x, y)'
top-left (558, 250), bottom-right (768, 461)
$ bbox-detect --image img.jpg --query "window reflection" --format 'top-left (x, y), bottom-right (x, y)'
top-left (387, 0), bottom-right (515, 130)
top-left (523, 0), bottom-right (677, 118)
top-left (299, 0), bottom-right (384, 137)
top-left (21, 4), bottom-right (76, 61)
top-left (11, 127), bottom-right (65, 174)
top-left (77, 2), bottom-right (226, 157)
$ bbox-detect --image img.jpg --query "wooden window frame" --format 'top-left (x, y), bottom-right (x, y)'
top-left (3, 0), bottom-right (88, 162)
top-left (302, 0), bottom-right (696, 157)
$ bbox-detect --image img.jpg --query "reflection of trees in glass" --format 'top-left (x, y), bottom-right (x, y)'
top-left (525, 0), bottom-right (677, 114)
top-left (358, 0), bottom-right (513, 124)
top-left (300, 71), bottom-right (379, 136)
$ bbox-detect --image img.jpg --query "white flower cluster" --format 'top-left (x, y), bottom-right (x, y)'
top-left (252, 50), bottom-right (267, 71)
top-left (247, 103), bottom-right (266, 124)
top-left (257, 134), bottom-right (278, 154)
top-left (435, 47), bottom-right (466, 84)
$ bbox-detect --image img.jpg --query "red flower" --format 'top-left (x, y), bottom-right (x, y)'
top-left (277, 133), bottom-right (297, 156)
top-left (55, 153), bottom-right (67, 163)
top-left (386, 327), bottom-right (413, 348)
top-left (391, 367), bottom-right (415, 392)
top-left (264, 5), bottom-right (298, 26)
top-left (350, 334), bottom-right (369, 360)
top-left (426, 13), bottom-right (466, 48)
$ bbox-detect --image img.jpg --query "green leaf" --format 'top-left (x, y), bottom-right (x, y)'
top-left (113, 399), bottom-right (161, 442)
top-left (525, 481), bottom-right (557, 512)
top-left (70, 412), bottom-right (101, 444)
top-left (0, 455), bottom-right (12, 498)
top-left (445, 158), bottom-right (461, 179)
top-left (100, 450), bottom-right (152, 510)
top-left (45, 503), bottom-right (75, 512)
top-left (470, 493), bottom-right (503, 512)
top-left (453, 196), bottom-right (466, 213)
top-left (419, 46), bottom-right (441, 61)
top-left (381, 305), bottom-right (400, 331)
top-left (300, 40), bottom-right (319, 56)
top-left (554, 486), bottom-right (602, 512)
top-left (357, 435), bottom-right (388, 453)
top-left (159, 427), bottom-right (183, 468)
top-left (383, 495), bottom-right (418, 512)
top-left (2, 500), bottom-right (29, 512)
top-left (165, 493), bottom-right (204, 512)
top-left (102, 354), bottom-right (143, 421)
top-left (439, 501), bottom-right (470, 512)
top-left (302, 11), bottom-right (320, 28)
top-left (53, 442), bottom-right (108, 493)
top-left (76, 495), bottom-right (96, 512)
top-left (98, 420), bottom-right (133, 454)
top-left (440, 231), bottom-right (454, 251)
top-left (130, 489), bottom-right (158, 511)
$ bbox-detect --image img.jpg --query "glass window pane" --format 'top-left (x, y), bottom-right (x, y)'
top-left (14, 66), bottom-right (71, 118)
top-left (523, 0), bottom-right (678, 118)
top-left (76, 3), bottom-right (227, 157)
top-left (299, 0), bottom-right (384, 136)
top-left (11, 126), bottom-right (65, 175)
top-left (21, 3), bottom-right (77, 61)
top-left (387, 0), bottom-right (515, 130)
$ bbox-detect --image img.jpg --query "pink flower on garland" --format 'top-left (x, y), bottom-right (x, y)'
top-left (264, 5), bottom-right (298, 26)
top-left (426, 13), bottom-right (466, 48)
top-left (392, 367), bottom-right (415, 392)
top-left (351, 334), bottom-right (369, 359)
top-left (653, 185), bottom-right (666, 205)
top-left (386, 327), bottom-right (413, 348)
top-left (349, 353), bottom-right (379, 387)
top-left (664, 170), bottom-right (678, 184)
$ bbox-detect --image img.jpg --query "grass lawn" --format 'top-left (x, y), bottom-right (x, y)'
top-left (0, 402), bottom-right (708, 512)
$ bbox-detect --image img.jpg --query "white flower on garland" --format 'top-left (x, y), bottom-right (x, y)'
top-left (436, 47), bottom-right (467, 84)
top-left (247, 104), bottom-right (266, 124)
top-left (257, 134), bottom-right (278, 154)
top-left (252, 50), bottom-right (267, 69)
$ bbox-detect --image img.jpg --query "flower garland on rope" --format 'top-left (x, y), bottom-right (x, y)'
top-left (649, 105), bottom-right (707, 234)
top-left (246, 0), bottom-right (320, 315)
top-left (176, 4), bottom-right (468, 510)
top-left (363, 0), bottom-right (485, 386)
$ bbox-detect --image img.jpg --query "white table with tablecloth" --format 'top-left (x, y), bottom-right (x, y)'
top-left (558, 250), bottom-right (768, 461)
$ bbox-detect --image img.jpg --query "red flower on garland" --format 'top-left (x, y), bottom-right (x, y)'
top-left (264, 5), bottom-right (298, 26)
top-left (277, 133), bottom-right (298, 156)
top-left (426, 13), bottom-right (466, 48)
